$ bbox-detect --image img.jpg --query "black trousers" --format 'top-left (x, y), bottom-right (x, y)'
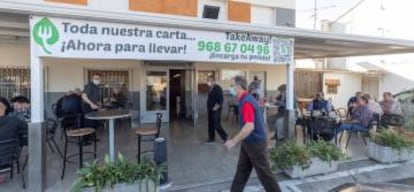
top-left (82, 105), bottom-right (98, 128)
top-left (207, 109), bottom-right (228, 141)
top-left (231, 142), bottom-right (281, 192)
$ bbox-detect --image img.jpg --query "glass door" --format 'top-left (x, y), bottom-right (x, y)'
top-left (142, 70), bottom-right (169, 123)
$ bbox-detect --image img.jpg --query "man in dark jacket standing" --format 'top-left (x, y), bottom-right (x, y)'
top-left (225, 76), bottom-right (281, 192)
top-left (205, 75), bottom-right (228, 143)
top-left (82, 74), bottom-right (102, 128)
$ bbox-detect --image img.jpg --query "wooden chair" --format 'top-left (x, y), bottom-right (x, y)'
top-left (60, 114), bottom-right (96, 179)
top-left (135, 113), bottom-right (162, 163)
top-left (336, 108), bottom-right (348, 121)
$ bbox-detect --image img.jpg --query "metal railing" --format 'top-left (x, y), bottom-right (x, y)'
top-left (0, 67), bottom-right (30, 99)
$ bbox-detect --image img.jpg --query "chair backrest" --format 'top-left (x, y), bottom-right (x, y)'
top-left (312, 116), bottom-right (337, 141)
top-left (60, 113), bottom-right (81, 136)
top-left (336, 108), bottom-right (347, 119)
top-left (155, 113), bottom-right (163, 137)
top-left (0, 139), bottom-right (19, 167)
top-left (381, 113), bottom-right (404, 127)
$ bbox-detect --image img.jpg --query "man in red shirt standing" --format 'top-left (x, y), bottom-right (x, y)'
top-left (225, 76), bottom-right (281, 192)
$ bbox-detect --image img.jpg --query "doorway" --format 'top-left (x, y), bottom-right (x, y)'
top-left (169, 69), bottom-right (187, 121)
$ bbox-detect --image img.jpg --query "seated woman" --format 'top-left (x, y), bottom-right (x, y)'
top-left (336, 96), bottom-right (373, 134)
top-left (0, 96), bottom-right (28, 184)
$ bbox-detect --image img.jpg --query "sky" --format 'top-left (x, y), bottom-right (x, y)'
top-left (295, 0), bottom-right (414, 74)
top-left (296, 0), bottom-right (414, 40)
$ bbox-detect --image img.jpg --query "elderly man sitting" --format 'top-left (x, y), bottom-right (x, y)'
top-left (337, 96), bottom-right (373, 135)
top-left (0, 96), bottom-right (28, 184)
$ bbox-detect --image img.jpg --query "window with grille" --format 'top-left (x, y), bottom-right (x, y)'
top-left (86, 69), bottom-right (129, 105)
top-left (325, 79), bottom-right (340, 95)
top-left (0, 67), bottom-right (30, 100)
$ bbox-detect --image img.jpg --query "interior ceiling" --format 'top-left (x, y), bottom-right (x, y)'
top-left (1, 12), bottom-right (414, 59)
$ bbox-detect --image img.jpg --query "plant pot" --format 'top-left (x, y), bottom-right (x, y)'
top-left (283, 158), bottom-right (338, 179)
top-left (368, 141), bottom-right (414, 163)
top-left (82, 180), bottom-right (159, 192)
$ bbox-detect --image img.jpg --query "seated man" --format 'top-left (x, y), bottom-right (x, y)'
top-left (307, 92), bottom-right (331, 114)
top-left (10, 95), bottom-right (31, 121)
top-left (61, 89), bottom-right (83, 115)
top-left (0, 97), bottom-right (28, 184)
top-left (380, 92), bottom-right (402, 115)
top-left (267, 84), bottom-right (298, 141)
top-left (337, 96), bottom-right (373, 134)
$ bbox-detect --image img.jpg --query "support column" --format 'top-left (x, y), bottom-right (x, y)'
top-left (29, 15), bottom-right (46, 191)
top-left (286, 60), bottom-right (295, 139)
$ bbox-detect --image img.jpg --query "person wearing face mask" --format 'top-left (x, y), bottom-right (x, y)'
top-left (224, 76), bottom-right (281, 192)
top-left (81, 74), bottom-right (102, 128)
top-left (205, 75), bottom-right (228, 144)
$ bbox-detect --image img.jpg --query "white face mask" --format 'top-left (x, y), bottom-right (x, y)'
top-left (92, 80), bottom-right (100, 85)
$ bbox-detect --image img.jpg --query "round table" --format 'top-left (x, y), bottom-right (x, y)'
top-left (85, 109), bottom-right (132, 161)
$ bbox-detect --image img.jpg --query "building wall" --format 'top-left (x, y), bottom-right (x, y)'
top-left (251, 5), bottom-right (274, 25)
top-left (89, 0), bottom-right (129, 11)
top-left (0, 41), bottom-right (30, 67)
top-left (323, 72), bottom-right (362, 109)
top-left (380, 73), bottom-right (414, 96)
top-left (0, 41), bottom-right (287, 119)
top-left (6, 0), bottom-right (295, 26)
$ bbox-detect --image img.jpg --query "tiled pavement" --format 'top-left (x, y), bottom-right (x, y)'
top-left (0, 115), bottom-right (396, 192)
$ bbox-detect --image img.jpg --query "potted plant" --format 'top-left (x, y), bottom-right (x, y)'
top-left (270, 141), bottom-right (344, 179)
top-left (71, 153), bottom-right (165, 192)
top-left (368, 128), bottom-right (414, 163)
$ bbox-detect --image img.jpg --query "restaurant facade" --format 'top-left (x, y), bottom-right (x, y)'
top-left (2, 0), bottom-right (414, 191)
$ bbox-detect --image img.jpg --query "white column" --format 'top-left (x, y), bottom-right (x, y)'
top-left (30, 51), bottom-right (44, 122)
top-left (286, 62), bottom-right (295, 110)
top-left (29, 15), bottom-right (45, 191)
top-left (286, 43), bottom-right (295, 139)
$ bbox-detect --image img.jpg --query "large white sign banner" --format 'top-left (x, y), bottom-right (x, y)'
top-left (30, 16), bottom-right (294, 64)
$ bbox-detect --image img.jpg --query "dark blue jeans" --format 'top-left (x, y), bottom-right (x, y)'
top-left (336, 123), bottom-right (367, 134)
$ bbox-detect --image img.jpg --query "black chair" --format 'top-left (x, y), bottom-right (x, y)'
top-left (17, 130), bottom-right (28, 189)
top-left (340, 114), bottom-right (379, 149)
top-left (0, 139), bottom-right (21, 186)
top-left (309, 116), bottom-right (337, 142)
top-left (226, 103), bottom-right (239, 122)
top-left (45, 118), bottom-right (63, 158)
top-left (60, 114), bottom-right (97, 179)
top-left (135, 113), bottom-right (162, 163)
top-left (381, 113), bottom-right (404, 128)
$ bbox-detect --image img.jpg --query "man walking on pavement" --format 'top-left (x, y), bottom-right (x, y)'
top-left (225, 76), bottom-right (281, 192)
top-left (205, 75), bottom-right (228, 143)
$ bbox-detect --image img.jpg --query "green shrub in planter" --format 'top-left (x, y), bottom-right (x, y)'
top-left (372, 129), bottom-right (414, 151)
top-left (270, 141), bottom-right (344, 171)
top-left (270, 141), bottom-right (311, 170)
top-left (71, 153), bottom-right (165, 192)
top-left (306, 140), bottom-right (345, 166)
